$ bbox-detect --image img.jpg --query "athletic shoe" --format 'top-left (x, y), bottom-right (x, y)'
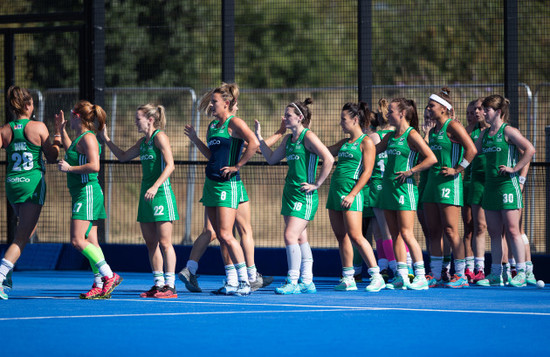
top-left (100, 272), bottom-right (123, 298)
top-left (385, 275), bottom-right (407, 290)
top-left (408, 275), bottom-right (429, 290)
top-left (140, 285), bottom-right (160, 298)
top-left (427, 275), bottom-right (443, 288)
top-left (366, 274), bottom-right (386, 292)
top-left (260, 274), bottom-right (274, 288)
top-left (275, 279), bottom-right (301, 295)
top-left (298, 278), bottom-right (317, 294)
top-left (154, 285), bottom-right (178, 298)
top-left (2, 270), bottom-right (13, 292)
top-left (445, 274), bottom-right (469, 289)
top-left (235, 281), bottom-right (251, 296)
top-left (476, 272), bottom-right (504, 287)
top-left (464, 269), bottom-right (475, 284)
top-left (334, 276), bottom-right (358, 291)
top-left (509, 272), bottom-right (526, 288)
top-left (80, 283), bottom-right (104, 299)
top-left (354, 273), bottom-right (363, 283)
top-left (0, 285), bottom-right (8, 300)
top-left (526, 271), bottom-right (537, 286)
top-left (178, 267), bottom-right (202, 293)
top-left (472, 269), bottom-right (485, 283)
top-left (211, 280), bottom-right (238, 295)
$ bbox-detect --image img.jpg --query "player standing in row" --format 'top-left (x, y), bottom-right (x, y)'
top-left (326, 102), bottom-right (386, 292)
top-left (475, 95), bottom-right (535, 287)
top-left (0, 86), bottom-right (60, 300)
top-left (422, 88), bottom-right (477, 288)
top-left (463, 98), bottom-right (489, 283)
top-left (377, 98), bottom-right (437, 290)
top-left (178, 91), bottom-right (277, 293)
top-left (55, 101), bottom-right (122, 299)
top-left (100, 104), bottom-right (179, 298)
top-left (199, 83), bottom-right (259, 295)
top-left (255, 98), bottom-right (334, 294)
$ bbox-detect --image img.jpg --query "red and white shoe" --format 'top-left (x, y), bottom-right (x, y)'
top-left (80, 283), bottom-right (104, 299)
top-left (100, 273), bottom-right (123, 298)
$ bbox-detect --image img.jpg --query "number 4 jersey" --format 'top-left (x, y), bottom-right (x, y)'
top-left (6, 119), bottom-right (46, 205)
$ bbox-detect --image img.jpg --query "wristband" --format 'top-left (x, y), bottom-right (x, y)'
top-left (54, 134), bottom-right (61, 137)
top-left (518, 176), bottom-right (526, 184)
top-left (459, 159), bottom-right (470, 169)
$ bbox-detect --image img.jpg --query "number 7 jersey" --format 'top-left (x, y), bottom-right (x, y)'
top-left (6, 119), bottom-right (46, 205)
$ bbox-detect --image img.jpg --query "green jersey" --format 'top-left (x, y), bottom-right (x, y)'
top-left (5, 119), bottom-right (46, 205)
top-left (371, 130), bottom-right (392, 181)
top-left (380, 127), bottom-right (418, 211)
top-left (470, 124), bottom-right (486, 183)
top-left (65, 131), bottom-right (101, 191)
top-left (137, 130), bottom-right (179, 222)
top-left (481, 123), bottom-right (522, 210)
top-left (285, 129), bottom-right (319, 188)
top-left (326, 134), bottom-right (366, 211)
top-left (423, 119), bottom-right (464, 206)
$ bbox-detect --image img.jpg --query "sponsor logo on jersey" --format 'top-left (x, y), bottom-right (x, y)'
top-left (378, 152), bottom-right (388, 158)
top-left (208, 139), bottom-right (221, 147)
top-left (376, 184), bottom-right (382, 191)
top-left (387, 148), bottom-right (402, 156)
top-left (287, 154), bottom-right (300, 161)
top-left (430, 144), bottom-right (443, 151)
top-left (338, 151), bottom-right (354, 159)
top-left (7, 176), bottom-right (31, 183)
top-left (15, 124), bottom-right (23, 130)
top-left (482, 146), bottom-right (502, 153)
top-left (140, 154), bottom-right (154, 160)
top-left (14, 142), bottom-right (28, 151)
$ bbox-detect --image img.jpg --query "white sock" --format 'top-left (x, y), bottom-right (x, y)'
top-left (342, 266), bottom-right (355, 278)
top-left (0, 258), bottom-right (14, 282)
top-left (465, 256), bottom-right (475, 270)
top-left (225, 264), bottom-right (238, 286)
top-left (186, 260), bottom-right (199, 275)
top-left (94, 273), bottom-right (104, 288)
top-left (285, 244), bottom-right (301, 284)
top-left (414, 261), bottom-right (426, 277)
top-left (454, 259), bottom-right (466, 276)
top-left (153, 271), bottom-right (165, 287)
top-left (474, 257), bottom-right (485, 271)
top-left (165, 272), bottom-right (175, 288)
top-left (516, 262), bottom-right (526, 273)
top-left (247, 265), bottom-right (257, 282)
top-left (300, 243), bottom-right (314, 284)
top-left (97, 261), bottom-right (113, 278)
top-left (235, 262), bottom-right (248, 283)
top-left (526, 261), bottom-right (534, 274)
top-left (430, 256), bottom-right (443, 280)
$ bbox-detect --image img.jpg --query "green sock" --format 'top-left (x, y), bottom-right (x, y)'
top-left (81, 244), bottom-right (105, 266)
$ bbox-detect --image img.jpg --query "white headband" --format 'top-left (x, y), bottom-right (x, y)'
top-left (429, 94), bottom-right (453, 110)
top-left (291, 102), bottom-right (305, 119)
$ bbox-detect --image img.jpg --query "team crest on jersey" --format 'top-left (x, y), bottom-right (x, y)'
top-left (496, 133), bottom-right (503, 142)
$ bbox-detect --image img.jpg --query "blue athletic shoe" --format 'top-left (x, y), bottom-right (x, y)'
top-left (275, 279), bottom-right (301, 295)
top-left (445, 274), bottom-right (469, 288)
top-left (0, 285), bottom-right (7, 300)
top-left (298, 278), bottom-right (317, 294)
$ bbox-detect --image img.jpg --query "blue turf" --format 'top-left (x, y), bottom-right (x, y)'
top-left (1, 271), bottom-right (550, 356)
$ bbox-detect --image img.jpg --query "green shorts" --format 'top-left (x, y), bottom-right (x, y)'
top-left (422, 172), bottom-right (463, 206)
top-left (467, 179), bottom-right (484, 206)
top-left (6, 172), bottom-right (46, 206)
top-left (379, 178), bottom-right (418, 211)
top-left (482, 179), bottom-right (523, 211)
top-left (281, 183), bottom-right (318, 221)
top-left (137, 184), bottom-right (179, 222)
top-left (368, 179), bottom-right (384, 209)
top-left (201, 177), bottom-right (244, 209)
top-left (70, 183), bottom-right (106, 221)
top-left (326, 178), bottom-right (363, 212)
